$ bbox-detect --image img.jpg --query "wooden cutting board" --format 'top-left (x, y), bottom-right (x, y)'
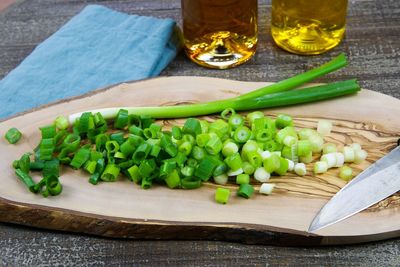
top-left (0, 77), bottom-right (399, 246)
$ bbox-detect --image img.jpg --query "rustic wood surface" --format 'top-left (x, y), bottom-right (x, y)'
top-left (0, 0), bottom-right (399, 266)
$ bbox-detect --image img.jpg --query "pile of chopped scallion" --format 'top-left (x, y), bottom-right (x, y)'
top-left (6, 54), bottom-right (368, 203)
top-left (9, 109), bottom-right (367, 203)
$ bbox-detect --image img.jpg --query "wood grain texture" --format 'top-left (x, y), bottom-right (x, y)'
top-left (0, 0), bottom-right (399, 266)
top-left (0, 77), bottom-right (399, 247)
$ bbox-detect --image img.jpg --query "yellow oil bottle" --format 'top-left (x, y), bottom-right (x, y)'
top-left (271, 0), bottom-right (348, 55)
top-left (181, 0), bottom-right (258, 69)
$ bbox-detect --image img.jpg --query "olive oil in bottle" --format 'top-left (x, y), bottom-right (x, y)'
top-left (181, 0), bottom-right (258, 69)
top-left (271, 0), bottom-right (348, 55)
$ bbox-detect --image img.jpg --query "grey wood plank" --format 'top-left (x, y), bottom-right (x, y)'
top-left (0, 0), bottom-right (399, 266)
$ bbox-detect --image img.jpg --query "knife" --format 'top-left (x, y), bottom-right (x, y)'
top-left (308, 144), bottom-right (400, 232)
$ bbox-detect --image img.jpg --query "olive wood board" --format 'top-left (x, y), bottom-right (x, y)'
top-left (0, 76), bottom-right (399, 246)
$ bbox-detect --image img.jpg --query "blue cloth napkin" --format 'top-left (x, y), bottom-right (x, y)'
top-left (0, 5), bottom-right (181, 119)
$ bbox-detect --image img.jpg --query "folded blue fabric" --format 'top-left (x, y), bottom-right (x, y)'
top-left (0, 5), bottom-right (181, 119)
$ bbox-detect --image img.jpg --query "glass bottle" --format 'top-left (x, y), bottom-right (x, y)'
top-left (271, 0), bottom-right (348, 55)
top-left (181, 0), bottom-right (258, 69)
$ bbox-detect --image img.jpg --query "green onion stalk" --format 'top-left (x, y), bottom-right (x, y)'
top-left (68, 54), bottom-right (357, 123)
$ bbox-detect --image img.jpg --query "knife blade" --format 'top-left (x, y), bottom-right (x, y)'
top-left (308, 145), bottom-right (400, 232)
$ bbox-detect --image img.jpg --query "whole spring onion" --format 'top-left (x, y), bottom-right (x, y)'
top-left (68, 54), bottom-right (357, 122)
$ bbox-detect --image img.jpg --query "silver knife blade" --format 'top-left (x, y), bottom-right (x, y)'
top-left (308, 146), bottom-right (400, 232)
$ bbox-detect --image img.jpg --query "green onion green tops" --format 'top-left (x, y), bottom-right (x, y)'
top-left (5, 127), bottom-right (22, 144)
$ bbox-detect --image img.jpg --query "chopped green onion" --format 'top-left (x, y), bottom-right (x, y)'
top-left (132, 142), bottom-right (152, 164)
top-left (205, 134), bottom-right (222, 155)
top-left (150, 144), bottom-right (161, 158)
top-left (339, 165), bottom-right (353, 181)
top-left (298, 128), bottom-right (317, 140)
top-left (209, 119), bottom-right (230, 139)
top-left (138, 159), bottom-right (156, 178)
top-left (171, 126), bottom-right (182, 140)
top-left (182, 118), bottom-right (202, 136)
top-left (195, 133), bottom-right (210, 147)
top-left (227, 168), bottom-right (243, 176)
top-left (215, 187), bottom-right (230, 204)
top-left (129, 125), bottom-right (143, 136)
top-left (70, 148), bottom-right (90, 169)
top-left (29, 161), bottom-right (44, 171)
top-left (281, 145), bottom-right (298, 162)
top-left (174, 152), bottom-right (187, 167)
top-left (110, 132), bottom-right (126, 145)
top-left (181, 165), bottom-right (195, 177)
top-left (77, 112), bottom-right (94, 135)
top-left (354, 149), bottom-right (368, 164)
top-left (39, 138), bottom-right (55, 161)
top-left (236, 173), bottom-right (250, 185)
top-left (128, 114), bottom-right (142, 128)
top-left (181, 177), bottom-right (202, 189)
top-left (15, 169), bottom-right (37, 193)
top-left (160, 134), bottom-right (178, 157)
top-left (317, 120), bottom-right (333, 136)
top-left (221, 108), bottom-right (236, 120)
top-left (165, 169), bottom-right (180, 189)
top-left (101, 164), bottom-right (120, 182)
top-left (191, 146), bottom-right (205, 161)
top-left (141, 177), bottom-right (152, 189)
top-left (350, 143), bottom-right (362, 152)
top-left (199, 120), bottom-right (209, 133)
top-left (213, 160), bottom-right (228, 176)
top-left (5, 127), bottom-right (22, 144)
top-left (246, 151), bottom-right (262, 168)
top-left (228, 114), bottom-right (244, 130)
top-left (43, 159), bottom-right (60, 179)
top-left (297, 140), bottom-right (312, 157)
top-left (259, 183), bottom-right (275, 195)
top-left (275, 114), bottom-right (293, 129)
top-left (62, 133), bottom-right (81, 152)
top-left (343, 146), bottom-right (355, 162)
top-left (299, 151), bottom-right (313, 164)
top-left (213, 173), bottom-right (228, 185)
top-left (143, 123), bottom-right (162, 139)
top-left (159, 160), bottom-right (176, 177)
top-left (224, 153), bottom-right (242, 172)
top-left (45, 174), bottom-right (63, 196)
top-left (179, 141), bottom-right (193, 156)
top-left (95, 133), bottom-right (109, 152)
top-left (314, 161), bottom-right (328, 174)
top-left (263, 153), bottom-right (280, 173)
top-left (321, 153), bottom-right (337, 169)
top-left (195, 156), bottom-right (219, 181)
top-left (222, 142), bottom-right (239, 157)
top-left (233, 126), bottom-right (251, 143)
top-left (247, 111), bottom-right (264, 126)
top-left (114, 109), bottom-right (129, 129)
top-left (275, 157), bottom-right (289, 176)
top-left (255, 129), bottom-right (274, 142)
top-left (254, 167), bottom-right (271, 183)
top-left (127, 165), bottom-right (141, 183)
top-left (294, 163), bottom-right (307, 176)
top-left (287, 159), bottom-right (295, 171)
top-left (322, 143), bottom-right (337, 154)
top-left (55, 115), bottom-right (69, 130)
top-left (242, 161), bottom-right (255, 175)
top-left (309, 133), bottom-right (324, 153)
top-left (237, 184), bottom-right (254, 199)
top-left (334, 152), bottom-right (345, 167)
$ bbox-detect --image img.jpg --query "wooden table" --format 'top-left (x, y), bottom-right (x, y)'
top-left (1, 0), bottom-right (399, 266)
